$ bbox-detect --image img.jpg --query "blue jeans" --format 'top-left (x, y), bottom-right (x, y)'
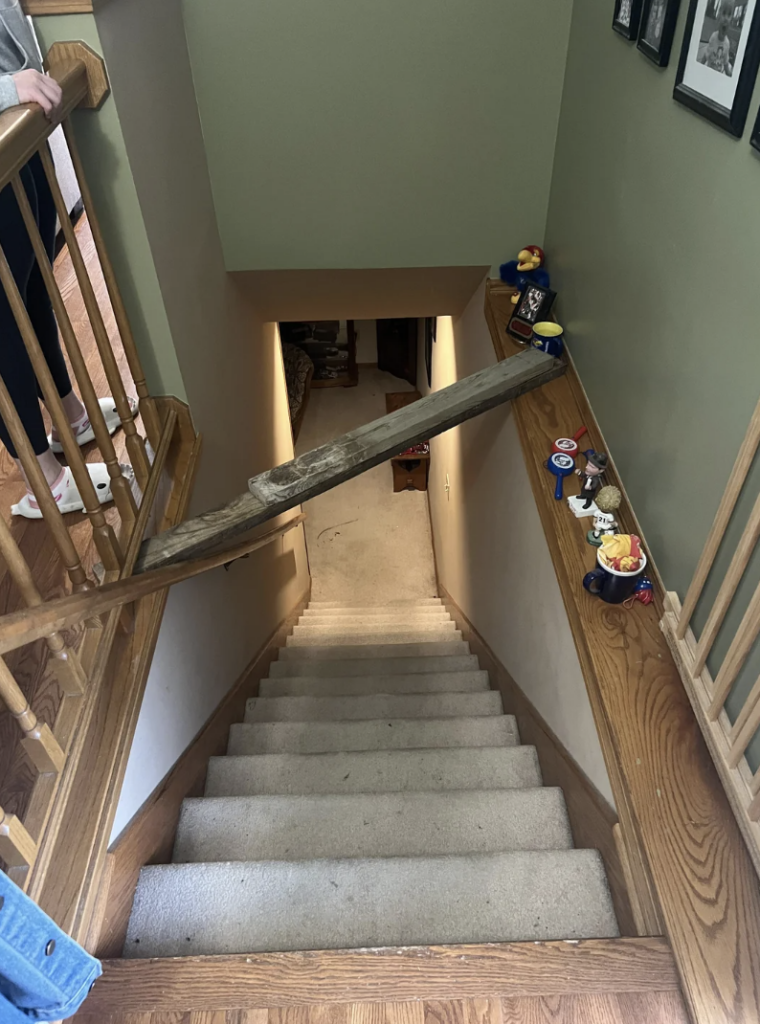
top-left (0, 872), bottom-right (102, 1023)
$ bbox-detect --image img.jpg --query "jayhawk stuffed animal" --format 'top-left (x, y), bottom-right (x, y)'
top-left (500, 246), bottom-right (551, 304)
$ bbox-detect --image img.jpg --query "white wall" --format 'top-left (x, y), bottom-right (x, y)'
top-left (420, 282), bottom-right (614, 805)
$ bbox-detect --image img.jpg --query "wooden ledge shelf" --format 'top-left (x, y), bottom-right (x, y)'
top-left (23, 0), bottom-right (93, 14)
top-left (484, 279), bottom-right (760, 1024)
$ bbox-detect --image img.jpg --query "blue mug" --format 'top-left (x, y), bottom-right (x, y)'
top-left (532, 321), bottom-right (564, 357)
top-left (583, 550), bottom-right (648, 605)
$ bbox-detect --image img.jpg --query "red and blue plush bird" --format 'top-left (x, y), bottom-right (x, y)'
top-left (500, 246), bottom-right (550, 304)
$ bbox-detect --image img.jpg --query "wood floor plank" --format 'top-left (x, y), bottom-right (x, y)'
top-left (501, 995), bottom-right (621, 1024)
top-left (188, 1013), bottom-right (229, 1024)
top-left (613, 992), bottom-right (690, 1024)
top-left (348, 1005), bottom-right (386, 1024)
top-left (424, 1003), bottom-right (465, 1024)
top-left (462, 1001), bottom-right (503, 1024)
top-left (386, 1006), bottom-right (425, 1024)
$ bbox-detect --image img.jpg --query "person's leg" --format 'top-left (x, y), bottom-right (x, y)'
top-left (24, 151), bottom-right (86, 433)
top-left (0, 162), bottom-right (63, 487)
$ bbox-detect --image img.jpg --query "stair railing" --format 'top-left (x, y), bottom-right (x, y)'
top-left (661, 393), bottom-right (760, 879)
top-left (0, 48), bottom-right (176, 885)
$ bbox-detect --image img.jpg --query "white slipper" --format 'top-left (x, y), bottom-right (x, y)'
top-left (12, 463), bottom-right (113, 519)
top-left (48, 396), bottom-right (137, 453)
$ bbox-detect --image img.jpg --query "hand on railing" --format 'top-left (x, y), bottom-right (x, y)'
top-left (12, 69), bottom-right (62, 120)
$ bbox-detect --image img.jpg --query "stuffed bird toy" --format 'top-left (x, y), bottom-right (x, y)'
top-left (500, 246), bottom-right (551, 304)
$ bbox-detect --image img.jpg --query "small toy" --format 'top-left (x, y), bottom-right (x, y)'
top-left (575, 450), bottom-right (608, 510)
top-left (532, 321), bottom-right (564, 357)
top-left (547, 451), bottom-right (575, 500)
top-left (507, 281), bottom-right (557, 343)
top-left (552, 426), bottom-right (588, 459)
top-left (586, 484), bottom-right (622, 547)
top-left (500, 246), bottom-right (550, 305)
top-left (623, 576), bottom-right (654, 608)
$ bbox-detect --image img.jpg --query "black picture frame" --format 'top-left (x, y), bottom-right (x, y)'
top-left (506, 283), bottom-right (557, 343)
top-left (751, 104), bottom-right (760, 149)
top-left (614, 0), bottom-right (645, 39)
top-left (638, 0), bottom-right (682, 65)
top-left (674, 0), bottom-right (760, 137)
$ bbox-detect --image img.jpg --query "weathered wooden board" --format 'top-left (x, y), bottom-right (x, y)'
top-left (135, 349), bottom-right (564, 574)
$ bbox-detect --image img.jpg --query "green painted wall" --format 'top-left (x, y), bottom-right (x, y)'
top-left (34, 15), bottom-right (186, 399)
top-left (545, 0), bottom-right (760, 751)
top-left (181, 0), bottom-right (573, 272)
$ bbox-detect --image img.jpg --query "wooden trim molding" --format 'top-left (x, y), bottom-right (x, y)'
top-left (74, 938), bottom-right (680, 1016)
top-left (24, 0), bottom-right (93, 14)
top-left (484, 278), bottom-right (760, 1024)
top-left (438, 583), bottom-right (637, 938)
top-left (91, 584), bottom-right (311, 958)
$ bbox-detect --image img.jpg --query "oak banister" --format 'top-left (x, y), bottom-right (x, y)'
top-left (0, 513), bottom-right (306, 655)
top-left (60, 118), bottom-right (162, 453)
top-left (38, 145), bottom-right (151, 491)
top-left (0, 805), bottom-right (35, 869)
top-left (0, 368), bottom-right (93, 593)
top-left (0, 194), bottom-right (124, 572)
top-left (12, 170), bottom-right (137, 525)
top-left (0, 513), bottom-right (86, 696)
top-left (0, 655), bottom-right (65, 774)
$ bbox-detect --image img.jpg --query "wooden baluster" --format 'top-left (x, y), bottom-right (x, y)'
top-left (0, 226), bottom-right (123, 573)
top-left (0, 804), bottom-right (36, 868)
top-left (0, 514), bottom-right (86, 695)
top-left (11, 176), bottom-right (137, 527)
top-left (38, 146), bottom-right (151, 490)
top-left (726, 673), bottom-right (760, 768)
top-left (0, 656), bottom-right (65, 773)
top-left (748, 772), bottom-right (760, 821)
top-left (692, 489), bottom-right (760, 677)
top-left (0, 371), bottom-right (93, 594)
top-left (708, 579), bottom-right (760, 719)
top-left (61, 120), bottom-right (162, 453)
top-left (677, 395), bottom-right (760, 639)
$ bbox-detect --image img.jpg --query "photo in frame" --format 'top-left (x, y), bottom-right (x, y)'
top-left (638, 0), bottom-right (682, 64)
top-left (674, 0), bottom-right (760, 136)
top-left (614, 0), bottom-right (645, 39)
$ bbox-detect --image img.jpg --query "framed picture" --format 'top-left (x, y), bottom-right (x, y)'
top-left (674, 0), bottom-right (760, 136)
top-left (751, 104), bottom-right (760, 148)
top-left (614, 0), bottom-right (645, 39)
top-left (638, 0), bottom-right (682, 64)
top-left (507, 282), bottom-right (557, 343)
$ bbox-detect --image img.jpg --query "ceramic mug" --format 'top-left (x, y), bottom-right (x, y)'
top-left (583, 550), bottom-right (648, 605)
top-left (532, 321), bottom-right (564, 357)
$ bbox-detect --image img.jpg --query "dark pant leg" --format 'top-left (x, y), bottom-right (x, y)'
top-left (0, 153), bottom-right (73, 459)
top-left (25, 151), bottom-right (72, 401)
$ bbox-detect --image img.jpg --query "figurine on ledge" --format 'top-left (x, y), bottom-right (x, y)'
top-left (500, 246), bottom-right (551, 304)
top-left (575, 450), bottom-right (608, 510)
top-left (587, 485), bottom-right (622, 547)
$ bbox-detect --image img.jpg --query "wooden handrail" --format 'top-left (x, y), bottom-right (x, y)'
top-left (0, 514), bottom-right (305, 655)
top-left (0, 59), bottom-right (87, 192)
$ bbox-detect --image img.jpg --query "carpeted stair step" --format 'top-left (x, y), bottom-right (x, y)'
top-left (293, 620), bottom-right (457, 636)
top-left (286, 630), bottom-right (465, 647)
top-left (173, 789), bottom-right (573, 863)
top-left (204, 745), bottom-right (541, 797)
top-left (228, 714), bottom-right (519, 755)
top-left (270, 653), bottom-right (477, 676)
top-left (287, 629), bottom-right (463, 648)
top-left (300, 611), bottom-right (453, 625)
top-left (244, 691), bottom-right (502, 723)
top-left (125, 850), bottom-right (619, 957)
top-left (279, 641), bottom-right (469, 660)
top-left (308, 598), bottom-right (443, 609)
top-left (259, 669), bottom-right (490, 697)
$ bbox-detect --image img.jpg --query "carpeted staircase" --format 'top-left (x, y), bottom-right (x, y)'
top-left (125, 598), bottom-right (619, 956)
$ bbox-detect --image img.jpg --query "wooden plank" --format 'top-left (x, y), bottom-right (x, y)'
top-left (135, 349), bottom-right (564, 574)
top-left (71, 939), bottom-right (679, 1017)
top-left (0, 515), bottom-right (305, 656)
top-left (483, 279), bottom-right (760, 1024)
top-left (23, 0), bottom-right (94, 12)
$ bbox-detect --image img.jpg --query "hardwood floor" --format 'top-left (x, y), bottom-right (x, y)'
top-left (0, 213), bottom-right (138, 834)
top-left (92, 993), bottom-right (688, 1024)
